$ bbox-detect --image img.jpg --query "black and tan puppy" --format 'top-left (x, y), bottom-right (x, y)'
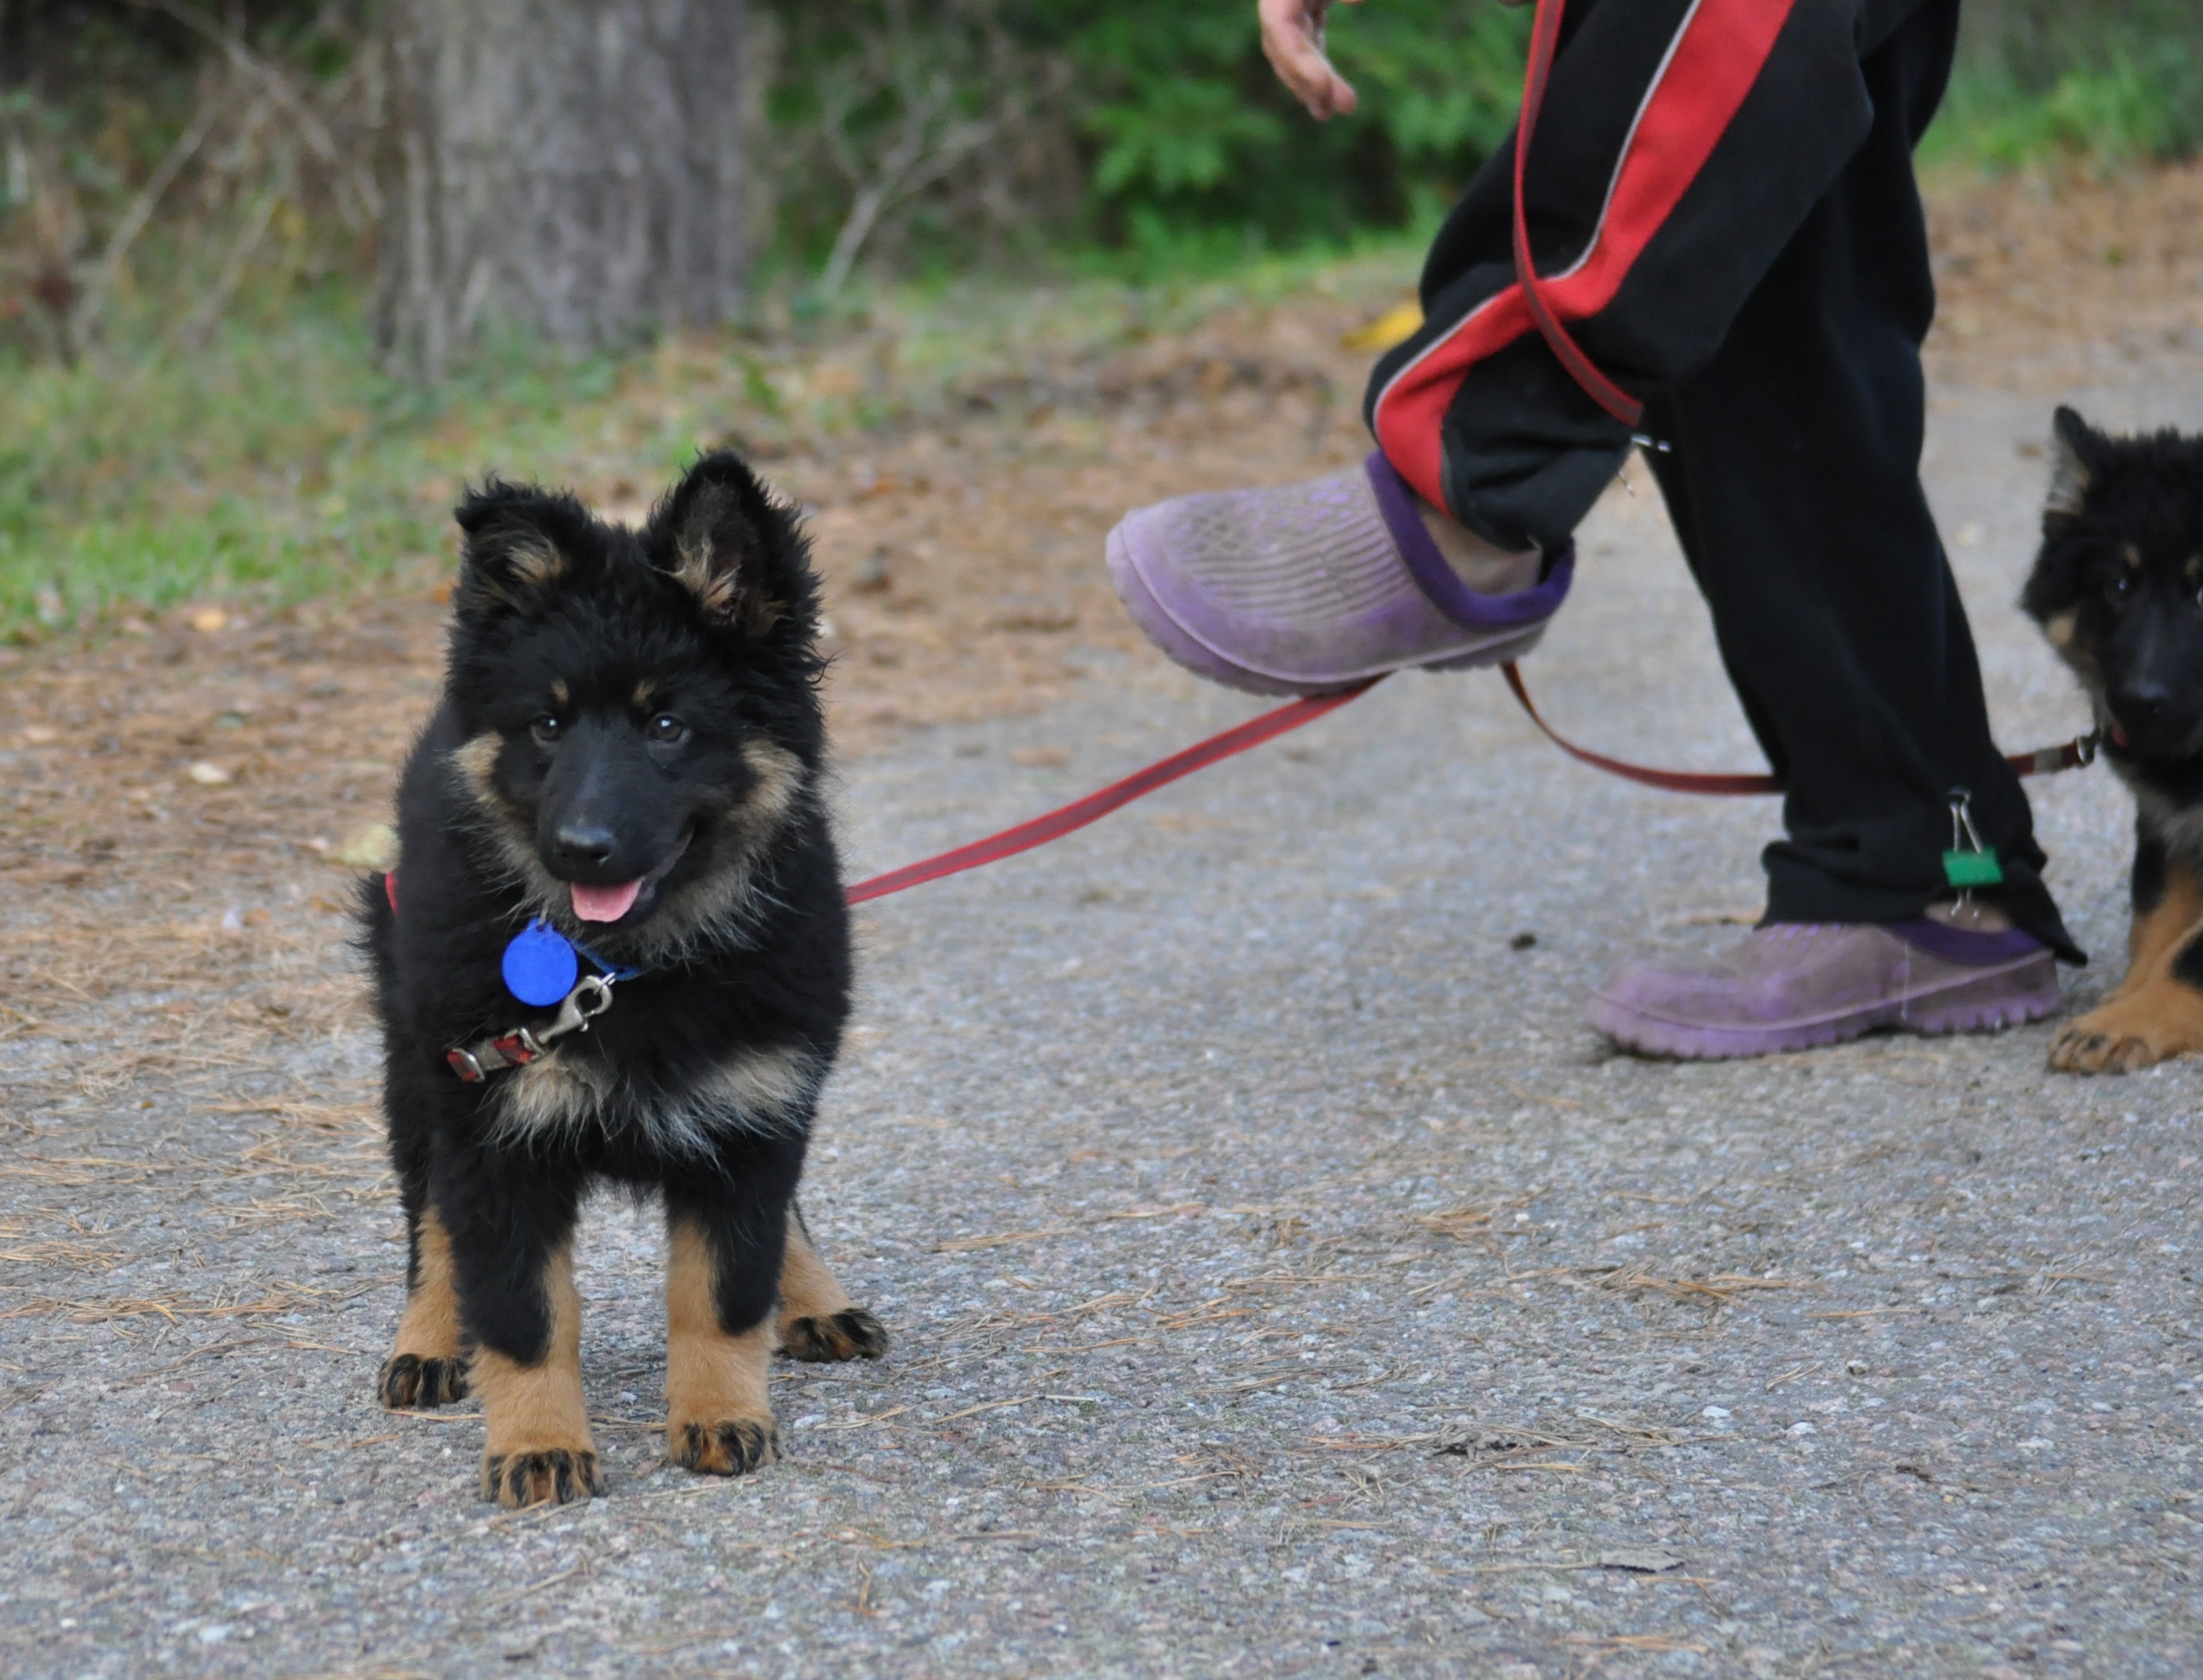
top-left (2023, 406), bottom-right (2203, 1074)
top-left (360, 452), bottom-right (884, 1507)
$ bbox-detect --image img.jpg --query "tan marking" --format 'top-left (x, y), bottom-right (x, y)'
top-left (503, 530), bottom-right (565, 587)
top-left (488, 1049), bottom-right (617, 1144)
top-left (2128, 855), bottom-right (2203, 978)
top-left (2045, 425), bottom-right (2092, 517)
top-left (451, 733), bottom-right (507, 812)
top-left (471, 1242), bottom-right (599, 1505)
top-left (2049, 927), bottom-right (2203, 1075)
top-left (459, 525), bottom-right (566, 611)
top-left (777, 1222), bottom-right (855, 1333)
top-left (392, 1207), bottom-right (465, 1364)
top-left (551, 679), bottom-right (570, 707)
top-left (633, 678), bottom-right (658, 710)
top-left (673, 485), bottom-right (746, 621)
top-left (776, 1222), bottom-right (887, 1362)
top-left (738, 739), bottom-right (803, 831)
top-left (666, 1217), bottom-right (778, 1476)
top-left (2124, 542), bottom-right (2143, 570)
top-left (687, 1043), bottom-right (818, 1128)
top-left (2187, 554), bottom-right (2203, 585)
top-left (2042, 608), bottom-right (2077, 651)
top-left (487, 1039), bottom-right (815, 1150)
top-left (380, 1206), bottom-right (470, 1408)
top-left (2134, 785), bottom-right (2203, 866)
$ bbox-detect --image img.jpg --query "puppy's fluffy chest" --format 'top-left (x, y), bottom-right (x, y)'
top-left (486, 1032), bottom-right (824, 1153)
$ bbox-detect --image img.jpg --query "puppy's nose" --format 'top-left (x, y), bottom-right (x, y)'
top-left (553, 822), bottom-right (618, 869)
top-left (2114, 681), bottom-right (2170, 724)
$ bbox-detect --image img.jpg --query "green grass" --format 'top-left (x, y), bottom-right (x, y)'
top-left (2, 238), bottom-right (1431, 639)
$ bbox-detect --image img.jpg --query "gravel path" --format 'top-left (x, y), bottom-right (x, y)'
top-left (7, 369), bottom-right (2203, 1680)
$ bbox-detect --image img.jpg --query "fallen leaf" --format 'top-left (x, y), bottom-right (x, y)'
top-left (1341, 299), bottom-right (1424, 353)
top-left (189, 607), bottom-right (228, 634)
top-left (187, 761), bottom-right (233, 786)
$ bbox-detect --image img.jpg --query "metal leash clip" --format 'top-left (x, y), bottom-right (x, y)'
top-left (1941, 786), bottom-right (2004, 901)
top-left (446, 973), bottom-right (616, 1084)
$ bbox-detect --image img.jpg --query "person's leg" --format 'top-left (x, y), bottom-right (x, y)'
top-left (1635, 0), bottom-right (2073, 960)
top-left (1108, 0), bottom-right (1891, 696)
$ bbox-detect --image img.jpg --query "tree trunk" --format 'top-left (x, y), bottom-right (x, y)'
top-left (375, 0), bottom-right (751, 378)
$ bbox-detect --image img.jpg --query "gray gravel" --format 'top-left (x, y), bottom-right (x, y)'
top-left (7, 370), bottom-right (2203, 1680)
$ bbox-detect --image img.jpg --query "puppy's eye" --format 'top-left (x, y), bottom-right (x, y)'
top-left (531, 714), bottom-right (563, 744)
top-left (2107, 574), bottom-right (2132, 604)
top-left (647, 713), bottom-right (689, 745)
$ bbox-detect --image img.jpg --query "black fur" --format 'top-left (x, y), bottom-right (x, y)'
top-left (360, 451), bottom-right (854, 1387)
top-left (2022, 406), bottom-right (2203, 876)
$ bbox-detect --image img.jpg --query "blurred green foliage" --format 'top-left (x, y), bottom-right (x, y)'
top-left (760, 0), bottom-right (1529, 279)
top-left (1931, 0), bottom-right (2203, 168)
top-left (1048, 2), bottom-right (1528, 248)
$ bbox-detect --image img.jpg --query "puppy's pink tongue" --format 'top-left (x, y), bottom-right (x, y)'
top-left (571, 880), bottom-right (641, 923)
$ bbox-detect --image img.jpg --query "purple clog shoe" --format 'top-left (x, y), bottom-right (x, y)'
top-left (1586, 918), bottom-right (2060, 1060)
top-left (1106, 451), bottom-right (1572, 697)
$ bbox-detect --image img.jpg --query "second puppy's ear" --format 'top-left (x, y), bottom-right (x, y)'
top-left (453, 480), bottom-right (592, 613)
top-left (2045, 406), bottom-right (2101, 523)
top-left (651, 452), bottom-right (815, 639)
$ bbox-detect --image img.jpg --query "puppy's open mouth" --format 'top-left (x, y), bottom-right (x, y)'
top-left (570, 831), bottom-right (692, 924)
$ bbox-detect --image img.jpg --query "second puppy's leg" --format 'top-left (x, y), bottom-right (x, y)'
top-left (666, 1186), bottom-right (787, 1476)
top-left (2053, 828), bottom-right (2203, 1073)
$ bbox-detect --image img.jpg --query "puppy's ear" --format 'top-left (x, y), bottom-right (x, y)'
top-left (651, 452), bottom-right (815, 639)
top-left (2045, 406), bottom-right (2100, 522)
top-left (453, 480), bottom-right (590, 612)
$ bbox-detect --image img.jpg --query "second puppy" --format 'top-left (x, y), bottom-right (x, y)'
top-left (2023, 406), bottom-right (2203, 1073)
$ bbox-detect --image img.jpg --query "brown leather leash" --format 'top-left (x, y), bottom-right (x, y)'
top-left (1498, 659), bottom-right (2098, 795)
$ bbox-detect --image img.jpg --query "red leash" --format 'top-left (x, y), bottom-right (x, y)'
top-left (1513, 0), bottom-right (1645, 430)
top-left (842, 682), bottom-right (1375, 905)
top-left (840, 665), bottom-right (2097, 908)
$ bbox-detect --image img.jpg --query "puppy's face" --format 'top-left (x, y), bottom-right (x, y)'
top-left (2023, 407), bottom-right (2203, 762)
top-left (443, 453), bottom-right (824, 960)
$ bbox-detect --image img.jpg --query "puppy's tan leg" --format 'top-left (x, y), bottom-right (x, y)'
top-left (776, 1218), bottom-right (889, 1364)
top-left (472, 1242), bottom-right (602, 1507)
top-left (2124, 851), bottom-right (2203, 982)
top-left (666, 1217), bottom-right (778, 1476)
top-left (2052, 917), bottom-right (2203, 1074)
top-left (380, 1207), bottom-right (470, 1409)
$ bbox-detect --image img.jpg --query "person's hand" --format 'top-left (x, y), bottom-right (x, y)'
top-left (1259, 0), bottom-right (1362, 120)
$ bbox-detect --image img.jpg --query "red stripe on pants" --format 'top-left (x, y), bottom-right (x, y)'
top-left (1372, 0), bottom-right (1797, 515)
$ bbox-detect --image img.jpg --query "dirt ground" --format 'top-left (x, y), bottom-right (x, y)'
top-left (4, 162), bottom-right (2198, 1047)
top-left (3, 162), bottom-right (2202, 1679)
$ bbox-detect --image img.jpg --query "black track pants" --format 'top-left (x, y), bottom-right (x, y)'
top-left (1365, 0), bottom-right (2077, 960)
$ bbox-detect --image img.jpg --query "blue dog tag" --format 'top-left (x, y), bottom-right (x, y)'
top-left (502, 918), bottom-right (579, 1007)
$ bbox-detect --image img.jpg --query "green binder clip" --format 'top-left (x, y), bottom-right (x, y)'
top-left (1941, 788), bottom-right (2002, 894)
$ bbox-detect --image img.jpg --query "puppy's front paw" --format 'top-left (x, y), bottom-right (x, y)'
top-left (782, 1308), bottom-right (889, 1363)
top-left (2049, 992), bottom-right (2203, 1075)
top-left (379, 1352), bottom-right (470, 1410)
top-left (482, 1447), bottom-right (604, 1508)
top-left (671, 1415), bottom-right (778, 1476)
